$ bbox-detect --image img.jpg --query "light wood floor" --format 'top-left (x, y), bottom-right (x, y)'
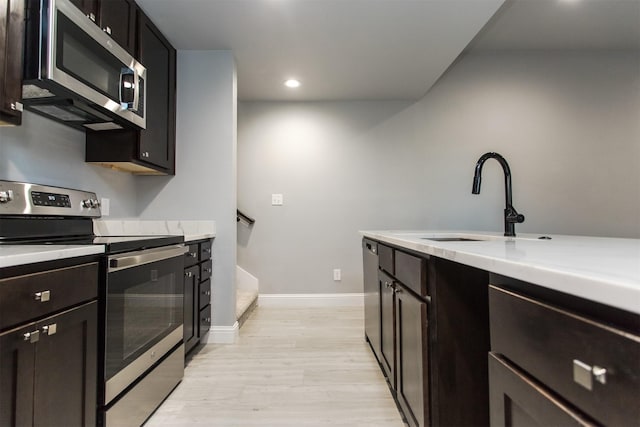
top-left (145, 306), bottom-right (406, 426)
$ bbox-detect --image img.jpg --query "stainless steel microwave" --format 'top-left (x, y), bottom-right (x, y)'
top-left (22, 0), bottom-right (146, 130)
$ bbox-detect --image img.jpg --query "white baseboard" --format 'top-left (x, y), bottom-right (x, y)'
top-left (203, 322), bottom-right (239, 344)
top-left (258, 293), bottom-right (364, 307)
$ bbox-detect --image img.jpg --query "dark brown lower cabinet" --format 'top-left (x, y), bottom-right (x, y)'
top-left (395, 285), bottom-right (429, 427)
top-left (183, 264), bottom-right (200, 353)
top-left (0, 301), bottom-right (97, 426)
top-left (489, 353), bottom-right (596, 426)
top-left (379, 269), bottom-right (396, 388)
top-left (183, 239), bottom-right (213, 356)
top-left (378, 257), bottom-right (430, 427)
top-left (364, 239), bottom-right (490, 427)
top-left (489, 282), bottom-right (640, 427)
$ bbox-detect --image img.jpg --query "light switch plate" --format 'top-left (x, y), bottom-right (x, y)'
top-left (272, 194), bottom-right (283, 206)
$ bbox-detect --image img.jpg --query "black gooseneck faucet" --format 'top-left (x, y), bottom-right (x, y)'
top-left (472, 152), bottom-right (525, 237)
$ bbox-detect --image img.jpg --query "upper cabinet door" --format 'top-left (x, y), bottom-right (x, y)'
top-left (0, 0), bottom-right (25, 125)
top-left (68, 0), bottom-right (99, 22)
top-left (69, 0), bottom-right (135, 54)
top-left (136, 9), bottom-right (176, 172)
top-left (99, 0), bottom-right (135, 54)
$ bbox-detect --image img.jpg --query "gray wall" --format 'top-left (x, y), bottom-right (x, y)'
top-left (0, 112), bottom-right (139, 217)
top-left (138, 50), bottom-right (238, 326)
top-left (237, 51), bottom-right (640, 295)
top-left (0, 51), bottom-right (238, 328)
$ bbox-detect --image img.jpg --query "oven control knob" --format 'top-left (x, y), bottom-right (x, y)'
top-left (82, 199), bottom-right (101, 208)
top-left (0, 190), bottom-right (14, 203)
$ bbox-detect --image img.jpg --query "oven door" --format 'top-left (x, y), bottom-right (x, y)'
top-left (104, 245), bottom-right (186, 404)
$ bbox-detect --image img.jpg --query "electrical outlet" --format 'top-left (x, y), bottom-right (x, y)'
top-left (101, 198), bottom-right (110, 216)
top-left (271, 194), bottom-right (283, 206)
top-left (333, 269), bottom-right (341, 281)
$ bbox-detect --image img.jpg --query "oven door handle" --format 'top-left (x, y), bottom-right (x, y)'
top-left (108, 245), bottom-right (188, 272)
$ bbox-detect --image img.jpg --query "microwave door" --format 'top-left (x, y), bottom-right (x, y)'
top-left (31, 0), bottom-right (146, 129)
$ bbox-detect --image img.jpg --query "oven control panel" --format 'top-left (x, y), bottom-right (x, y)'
top-left (31, 191), bottom-right (72, 208)
top-left (0, 180), bottom-right (101, 217)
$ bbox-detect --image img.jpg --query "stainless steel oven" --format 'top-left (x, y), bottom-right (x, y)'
top-left (22, 0), bottom-right (146, 130)
top-left (0, 180), bottom-right (187, 427)
top-left (104, 245), bottom-right (185, 406)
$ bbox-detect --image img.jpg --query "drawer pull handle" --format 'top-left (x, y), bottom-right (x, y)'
top-left (185, 271), bottom-right (193, 278)
top-left (573, 359), bottom-right (607, 390)
top-left (203, 248), bottom-right (212, 254)
top-left (206, 268), bottom-right (212, 274)
top-left (592, 366), bottom-right (607, 385)
top-left (188, 252), bottom-right (197, 258)
top-left (34, 290), bottom-right (51, 302)
top-left (203, 290), bottom-right (211, 296)
top-left (23, 331), bottom-right (40, 343)
top-left (42, 324), bottom-right (57, 336)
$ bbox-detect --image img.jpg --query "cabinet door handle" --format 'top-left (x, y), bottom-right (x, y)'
top-left (42, 324), bottom-right (57, 336)
top-left (206, 268), bottom-right (212, 274)
top-left (384, 281), bottom-right (393, 288)
top-left (188, 252), bottom-right (198, 258)
top-left (141, 151), bottom-right (150, 158)
top-left (573, 359), bottom-right (608, 390)
top-left (23, 330), bottom-right (40, 343)
top-left (103, 26), bottom-right (112, 35)
top-left (185, 271), bottom-right (193, 278)
top-left (202, 290), bottom-right (211, 296)
top-left (203, 248), bottom-right (212, 254)
top-left (87, 13), bottom-right (96, 22)
top-left (592, 366), bottom-right (607, 385)
top-left (394, 288), bottom-right (403, 294)
top-left (34, 290), bottom-right (51, 302)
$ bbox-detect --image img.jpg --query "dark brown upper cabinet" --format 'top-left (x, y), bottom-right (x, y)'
top-left (68, 0), bottom-right (135, 54)
top-left (0, 0), bottom-right (25, 126)
top-left (85, 5), bottom-right (176, 175)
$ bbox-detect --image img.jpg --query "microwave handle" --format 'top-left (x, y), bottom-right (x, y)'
top-left (119, 68), bottom-right (139, 111)
top-left (132, 69), bottom-right (140, 113)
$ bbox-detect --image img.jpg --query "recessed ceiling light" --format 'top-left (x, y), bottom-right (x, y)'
top-left (284, 79), bottom-right (301, 88)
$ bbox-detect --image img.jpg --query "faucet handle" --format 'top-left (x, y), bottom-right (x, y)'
top-left (506, 207), bottom-right (525, 224)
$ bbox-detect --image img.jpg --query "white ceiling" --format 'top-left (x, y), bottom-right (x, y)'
top-left (135, 0), bottom-right (504, 101)
top-left (135, 0), bottom-right (640, 101)
top-left (471, 0), bottom-right (640, 51)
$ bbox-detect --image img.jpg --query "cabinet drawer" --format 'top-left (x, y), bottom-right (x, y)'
top-left (395, 250), bottom-right (427, 297)
top-left (199, 240), bottom-right (212, 261)
top-left (199, 305), bottom-right (211, 336)
top-left (378, 244), bottom-right (394, 275)
top-left (0, 263), bottom-right (98, 331)
top-left (184, 244), bottom-right (199, 267)
top-left (199, 279), bottom-right (211, 310)
top-left (200, 259), bottom-right (212, 282)
top-left (489, 285), bottom-right (640, 426)
top-left (488, 353), bottom-right (596, 426)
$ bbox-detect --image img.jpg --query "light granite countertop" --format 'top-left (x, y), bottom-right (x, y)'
top-left (0, 245), bottom-right (105, 268)
top-left (361, 230), bottom-right (640, 315)
top-left (0, 220), bottom-right (216, 268)
top-left (93, 220), bottom-right (216, 242)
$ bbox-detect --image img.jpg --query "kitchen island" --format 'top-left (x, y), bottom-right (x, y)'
top-left (361, 230), bottom-right (640, 427)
